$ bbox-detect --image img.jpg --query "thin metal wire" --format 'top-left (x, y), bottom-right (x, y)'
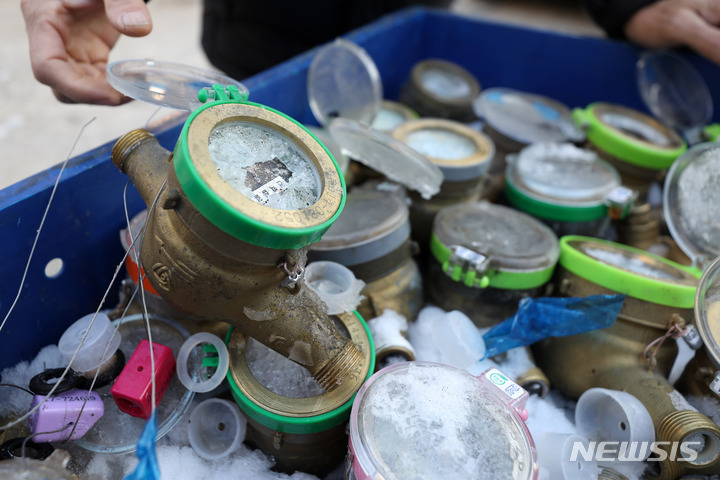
top-left (0, 118), bottom-right (96, 337)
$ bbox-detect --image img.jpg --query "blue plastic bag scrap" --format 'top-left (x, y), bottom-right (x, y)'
top-left (482, 294), bottom-right (625, 359)
top-left (124, 411), bottom-right (160, 480)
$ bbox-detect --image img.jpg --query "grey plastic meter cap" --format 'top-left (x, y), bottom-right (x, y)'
top-left (433, 201), bottom-right (559, 273)
top-left (311, 189), bottom-right (409, 266)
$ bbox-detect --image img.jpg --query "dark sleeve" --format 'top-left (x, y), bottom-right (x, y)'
top-left (584, 0), bottom-right (658, 38)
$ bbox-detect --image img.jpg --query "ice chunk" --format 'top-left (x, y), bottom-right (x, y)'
top-left (430, 310), bottom-right (485, 369)
top-left (582, 246), bottom-right (682, 280)
top-left (245, 338), bottom-right (323, 398)
top-left (599, 112), bottom-right (671, 146)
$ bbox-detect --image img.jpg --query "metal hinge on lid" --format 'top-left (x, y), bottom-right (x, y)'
top-left (443, 245), bottom-right (491, 288)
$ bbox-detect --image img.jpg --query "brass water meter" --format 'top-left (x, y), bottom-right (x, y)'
top-left (226, 311), bottom-right (374, 476)
top-left (473, 88), bottom-right (585, 198)
top-left (572, 103), bottom-right (686, 198)
top-left (110, 76), bottom-right (361, 390)
top-left (400, 59), bottom-right (480, 122)
top-left (505, 142), bottom-right (635, 238)
top-left (534, 236), bottom-right (719, 480)
top-left (392, 118), bottom-right (494, 249)
top-left (309, 189), bottom-right (423, 322)
top-left (428, 201), bottom-right (559, 328)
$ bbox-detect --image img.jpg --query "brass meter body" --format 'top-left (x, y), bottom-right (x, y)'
top-left (572, 102), bottom-right (686, 199)
top-left (309, 189), bottom-right (422, 323)
top-left (533, 236), bottom-right (719, 480)
top-left (391, 118), bottom-right (494, 250)
top-left (112, 86), bottom-right (362, 390)
top-left (428, 202), bottom-right (559, 328)
top-left (226, 312), bottom-right (374, 476)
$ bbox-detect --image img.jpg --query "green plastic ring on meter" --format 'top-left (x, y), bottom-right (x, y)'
top-left (173, 85), bottom-right (346, 250)
top-left (504, 178), bottom-right (608, 222)
top-left (559, 235), bottom-right (700, 308)
top-left (224, 312), bottom-right (375, 435)
top-left (430, 233), bottom-right (556, 290)
top-left (572, 103), bottom-right (686, 170)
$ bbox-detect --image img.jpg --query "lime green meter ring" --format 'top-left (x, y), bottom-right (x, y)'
top-left (173, 85), bottom-right (347, 250)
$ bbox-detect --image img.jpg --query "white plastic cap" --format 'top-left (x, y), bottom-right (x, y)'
top-left (575, 388), bottom-right (655, 463)
top-left (176, 332), bottom-right (230, 393)
top-left (536, 433), bottom-right (598, 480)
top-left (431, 310), bottom-right (486, 369)
top-left (58, 312), bottom-right (121, 373)
top-left (304, 261), bottom-right (365, 315)
top-left (188, 398), bottom-right (245, 460)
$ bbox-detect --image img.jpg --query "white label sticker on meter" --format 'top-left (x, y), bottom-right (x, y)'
top-left (485, 368), bottom-right (524, 400)
top-left (252, 176), bottom-right (290, 204)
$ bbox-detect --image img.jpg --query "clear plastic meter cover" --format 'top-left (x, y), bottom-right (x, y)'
top-left (329, 118), bottom-right (443, 199)
top-left (311, 190), bottom-right (409, 265)
top-left (107, 59), bottom-right (247, 111)
top-left (208, 121), bottom-right (322, 210)
top-left (664, 143), bottom-right (720, 268)
top-left (696, 256), bottom-right (720, 368)
top-left (349, 362), bottom-right (536, 480)
top-left (507, 142), bottom-right (621, 205)
top-left (308, 38), bottom-right (382, 127)
top-left (637, 50), bottom-right (712, 135)
top-left (473, 88), bottom-right (585, 145)
top-left (433, 202), bottom-right (559, 273)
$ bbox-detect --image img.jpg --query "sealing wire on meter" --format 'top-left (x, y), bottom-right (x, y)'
top-left (0, 180), bottom-right (166, 433)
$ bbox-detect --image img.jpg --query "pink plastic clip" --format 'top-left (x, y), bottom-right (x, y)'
top-left (111, 340), bottom-right (175, 420)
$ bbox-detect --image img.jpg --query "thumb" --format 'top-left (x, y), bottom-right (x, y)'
top-left (104, 0), bottom-right (152, 37)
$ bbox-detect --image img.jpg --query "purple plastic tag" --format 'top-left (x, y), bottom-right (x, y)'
top-left (28, 388), bottom-right (104, 442)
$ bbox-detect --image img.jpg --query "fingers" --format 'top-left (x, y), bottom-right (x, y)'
top-left (679, 13), bottom-right (720, 66)
top-left (39, 58), bottom-right (128, 105)
top-left (103, 0), bottom-right (152, 37)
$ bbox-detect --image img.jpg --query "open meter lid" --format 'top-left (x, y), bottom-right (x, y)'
top-left (664, 143), bottom-right (720, 269)
top-left (636, 50), bottom-right (713, 144)
top-left (308, 39), bottom-right (442, 199)
top-left (473, 88), bottom-right (585, 146)
top-left (308, 38), bottom-right (382, 127)
top-left (107, 59), bottom-right (248, 111)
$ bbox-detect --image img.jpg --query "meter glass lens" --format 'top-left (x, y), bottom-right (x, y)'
top-left (405, 128), bottom-right (477, 160)
top-left (421, 68), bottom-right (472, 99)
top-left (580, 245), bottom-right (684, 281)
top-left (599, 112), bottom-right (672, 146)
top-left (208, 121), bottom-right (321, 210)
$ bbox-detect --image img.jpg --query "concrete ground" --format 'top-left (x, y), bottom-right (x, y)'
top-left (0, 0), bottom-right (601, 190)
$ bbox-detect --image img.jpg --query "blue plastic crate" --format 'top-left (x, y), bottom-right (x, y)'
top-left (1, 7), bottom-right (719, 370)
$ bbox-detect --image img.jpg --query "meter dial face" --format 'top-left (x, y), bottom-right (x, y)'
top-left (405, 128), bottom-right (478, 160)
top-left (420, 67), bottom-right (473, 99)
top-left (209, 121), bottom-right (321, 211)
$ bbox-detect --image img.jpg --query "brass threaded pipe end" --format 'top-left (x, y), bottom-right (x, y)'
top-left (314, 342), bottom-right (365, 391)
top-left (598, 467), bottom-right (629, 480)
top-left (657, 410), bottom-right (720, 468)
top-left (654, 458), bottom-right (684, 480)
top-left (111, 129), bottom-right (156, 172)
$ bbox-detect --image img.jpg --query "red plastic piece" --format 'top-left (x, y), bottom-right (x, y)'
top-left (111, 340), bottom-right (176, 420)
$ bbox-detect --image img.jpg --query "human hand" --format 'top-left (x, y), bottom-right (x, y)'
top-left (21, 0), bottom-right (153, 105)
top-left (625, 0), bottom-right (720, 65)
